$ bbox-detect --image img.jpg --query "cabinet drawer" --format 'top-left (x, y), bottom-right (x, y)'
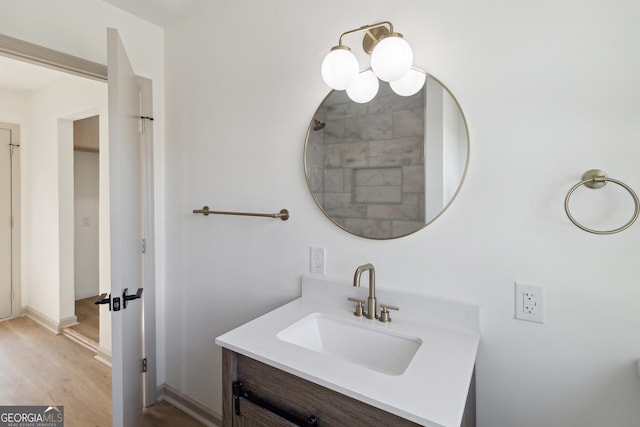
top-left (223, 348), bottom-right (420, 427)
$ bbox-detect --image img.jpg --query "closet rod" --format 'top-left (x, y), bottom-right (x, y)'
top-left (193, 205), bottom-right (289, 221)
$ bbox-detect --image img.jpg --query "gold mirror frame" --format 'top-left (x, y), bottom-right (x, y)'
top-left (304, 70), bottom-right (470, 239)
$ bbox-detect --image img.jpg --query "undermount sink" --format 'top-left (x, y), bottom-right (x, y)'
top-left (276, 312), bottom-right (422, 375)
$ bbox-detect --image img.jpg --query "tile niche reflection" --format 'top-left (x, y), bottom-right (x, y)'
top-left (307, 82), bottom-right (426, 239)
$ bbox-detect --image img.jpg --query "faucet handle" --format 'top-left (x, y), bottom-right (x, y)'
top-left (378, 303), bottom-right (399, 323)
top-left (347, 297), bottom-right (365, 317)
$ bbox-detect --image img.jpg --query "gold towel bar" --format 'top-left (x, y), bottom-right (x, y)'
top-left (193, 205), bottom-right (290, 221)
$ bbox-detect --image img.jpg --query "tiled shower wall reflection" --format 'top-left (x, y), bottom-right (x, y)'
top-left (307, 83), bottom-right (426, 238)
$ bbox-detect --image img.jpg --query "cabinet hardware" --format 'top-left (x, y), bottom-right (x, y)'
top-left (232, 380), bottom-right (318, 426)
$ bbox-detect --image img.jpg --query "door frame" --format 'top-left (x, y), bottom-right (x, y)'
top-left (0, 122), bottom-right (20, 320)
top-left (138, 75), bottom-right (157, 406)
top-left (0, 32), bottom-right (157, 403)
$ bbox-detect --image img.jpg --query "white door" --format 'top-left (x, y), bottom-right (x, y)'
top-left (0, 128), bottom-right (12, 319)
top-left (108, 28), bottom-right (145, 427)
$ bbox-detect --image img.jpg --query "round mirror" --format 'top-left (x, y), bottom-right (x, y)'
top-left (304, 69), bottom-right (469, 239)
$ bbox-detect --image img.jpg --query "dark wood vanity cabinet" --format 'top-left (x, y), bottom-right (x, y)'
top-left (222, 348), bottom-right (476, 427)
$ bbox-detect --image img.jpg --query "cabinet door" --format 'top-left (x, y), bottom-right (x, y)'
top-left (234, 398), bottom-right (298, 427)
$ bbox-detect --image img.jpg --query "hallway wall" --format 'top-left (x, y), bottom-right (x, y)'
top-left (0, 88), bottom-right (28, 124)
top-left (26, 75), bottom-right (106, 324)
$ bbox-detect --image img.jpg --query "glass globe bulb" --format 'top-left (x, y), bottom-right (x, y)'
top-left (390, 68), bottom-right (426, 96)
top-left (346, 70), bottom-right (379, 104)
top-left (370, 34), bottom-right (413, 82)
top-left (321, 47), bottom-right (359, 90)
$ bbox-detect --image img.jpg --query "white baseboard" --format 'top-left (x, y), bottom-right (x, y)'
top-left (23, 306), bottom-right (78, 334)
top-left (60, 315), bottom-right (78, 329)
top-left (23, 306), bottom-right (61, 334)
top-left (157, 383), bottom-right (221, 426)
top-left (95, 347), bottom-right (112, 368)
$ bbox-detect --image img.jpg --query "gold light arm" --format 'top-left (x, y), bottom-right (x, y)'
top-left (193, 206), bottom-right (289, 221)
top-left (337, 21), bottom-right (393, 46)
top-left (332, 21), bottom-right (397, 54)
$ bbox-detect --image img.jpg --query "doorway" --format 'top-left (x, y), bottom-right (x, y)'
top-left (63, 116), bottom-right (101, 347)
top-left (0, 31), bottom-right (158, 416)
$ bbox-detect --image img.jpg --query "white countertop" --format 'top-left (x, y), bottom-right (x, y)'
top-left (215, 277), bottom-right (480, 427)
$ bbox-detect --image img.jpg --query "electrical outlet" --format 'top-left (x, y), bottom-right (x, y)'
top-left (522, 291), bottom-right (536, 314)
top-left (310, 247), bottom-right (326, 274)
top-left (515, 282), bottom-right (545, 323)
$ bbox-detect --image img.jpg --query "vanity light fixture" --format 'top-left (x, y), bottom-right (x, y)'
top-left (321, 21), bottom-right (419, 102)
top-left (390, 68), bottom-right (427, 96)
top-left (346, 69), bottom-right (379, 103)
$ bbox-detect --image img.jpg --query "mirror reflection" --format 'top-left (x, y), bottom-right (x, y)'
top-left (305, 71), bottom-right (469, 239)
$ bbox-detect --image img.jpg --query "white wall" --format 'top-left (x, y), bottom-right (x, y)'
top-left (0, 0), bottom-right (166, 372)
top-left (0, 88), bottom-right (29, 127)
top-left (74, 151), bottom-right (100, 300)
top-left (26, 75), bottom-right (106, 322)
top-left (164, 1), bottom-right (640, 426)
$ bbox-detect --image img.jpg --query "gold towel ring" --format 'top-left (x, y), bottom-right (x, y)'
top-left (564, 169), bottom-right (640, 235)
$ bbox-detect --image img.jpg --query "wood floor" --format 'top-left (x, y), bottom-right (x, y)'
top-left (69, 295), bottom-right (100, 344)
top-left (0, 316), bottom-right (204, 427)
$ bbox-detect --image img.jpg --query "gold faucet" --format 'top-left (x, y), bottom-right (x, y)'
top-left (353, 263), bottom-right (377, 319)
